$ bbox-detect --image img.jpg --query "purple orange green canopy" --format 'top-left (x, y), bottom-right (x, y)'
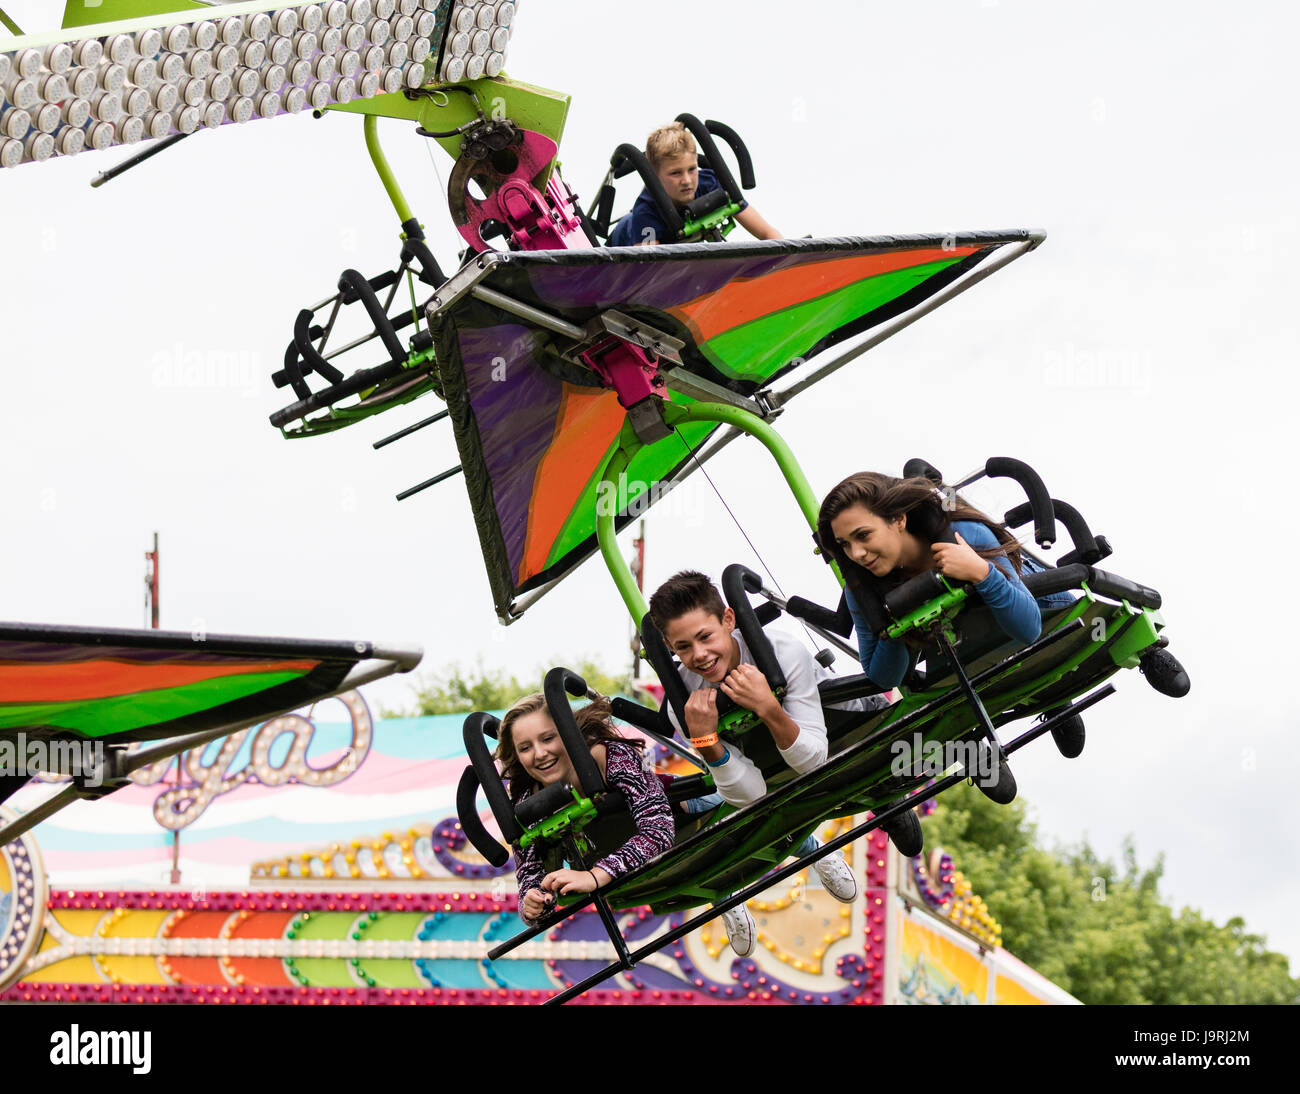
top-left (429, 232), bottom-right (1036, 620)
top-left (0, 623), bottom-right (381, 744)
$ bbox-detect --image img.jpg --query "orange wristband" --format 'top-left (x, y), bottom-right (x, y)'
top-left (690, 733), bottom-right (719, 749)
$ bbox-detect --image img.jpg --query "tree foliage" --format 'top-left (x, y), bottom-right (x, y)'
top-left (924, 784), bottom-right (1299, 1005)
top-left (385, 657), bottom-right (633, 717)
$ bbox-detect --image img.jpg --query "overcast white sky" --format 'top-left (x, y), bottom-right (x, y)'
top-left (2, 1), bottom-right (1297, 976)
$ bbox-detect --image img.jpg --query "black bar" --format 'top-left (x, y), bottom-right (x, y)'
top-left (608, 697), bottom-right (706, 772)
top-left (721, 564), bottom-right (785, 692)
top-left (544, 667), bottom-right (605, 797)
top-left (932, 630), bottom-right (1002, 757)
top-left (456, 766), bottom-right (511, 867)
top-left (785, 592), bottom-right (853, 637)
top-left (395, 464), bottom-right (462, 501)
top-left (372, 409), bottom-right (449, 450)
top-left (269, 358), bottom-right (414, 427)
top-left (90, 133), bottom-right (189, 188)
top-left (703, 118), bottom-right (755, 190)
top-left (608, 142), bottom-right (684, 239)
top-left (461, 712), bottom-right (520, 846)
top-left (674, 113), bottom-right (743, 205)
top-left (337, 269), bottom-right (406, 362)
top-left (1004, 684), bottom-right (1114, 752)
top-left (903, 457), bottom-right (944, 483)
top-left (638, 613), bottom-right (691, 735)
top-left (593, 893), bottom-right (635, 970)
top-left (984, 457), bottom-right (1056, 549)
top-left (1005, 497), bottom-right (1100, 564)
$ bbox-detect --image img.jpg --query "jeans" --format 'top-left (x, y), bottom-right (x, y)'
top-left (683, 792), bottom-right (818, 857)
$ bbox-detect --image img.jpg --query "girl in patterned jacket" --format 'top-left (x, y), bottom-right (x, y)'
top-left (495, 693), bottom-right (674, 925)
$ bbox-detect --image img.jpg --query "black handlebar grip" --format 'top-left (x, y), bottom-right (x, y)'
top-left (292, 308), bottom-right (344, 384)
top-left (675, 113), bottom-right (743, 207)
top-left (683, 187), bottom-right (730, 221)
top-left (610, 143), bottom-right (639, 179)
top-left (399, 217), bottom-right (447, 287)
top-left (1005, 497), bottom-right (1100, 564)
top-left (268, 355), bottom-right (410, 428)
top-left (903, 457), bottom-right (944, 484)
top-left (1021, 564), bottom-right (1090, 599)
top-left (594, 183), bottom-right (615, 235)
top-left (274, 337), bottom-right (311, 399)
top-left (704, 118), bottom-right (755, 190)
top-left (786, 593), bottom-right (854, 637)
top-left (543, 667), bottom-right (605, 798)
top-left (337, 269), bottom-right (407, 365)
top-left (461, 712), bottom-right (520, 846)
top-left (985, 457), bottom-right (1056, 549)
top-left (610, 143), bottom-right (683, 239)
top-left (883, 570), bottom-right (948, 621)
top-left (455, 766), bottom-right (511, 867)
top-left (400, 237), bottom-right (447, 288)
top-left (721, 564), bottom-right (786, 693)
top-left (1085, 569), bottom-right (1162, 610)
top-left (609, 696), bottom-right (672, 739)
top-left (640, 613), bottom-right (691, 737)
top-left (514, 781), bottom-right (576, 828)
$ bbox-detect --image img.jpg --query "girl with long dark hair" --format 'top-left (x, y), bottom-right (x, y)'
top-left (817, 472), bottom-right (1072, 689)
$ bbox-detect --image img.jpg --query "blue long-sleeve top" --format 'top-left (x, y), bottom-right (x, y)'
top-left (845, 520), bottom-right (1070, 689)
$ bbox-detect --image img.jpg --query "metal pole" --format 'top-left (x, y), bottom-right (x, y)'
top-left (364, 113), bottom-right (415, 225)
top-left (771, 235), bottom-right (1044, 408)
top-left (630, 519), bottom-right (645, 680)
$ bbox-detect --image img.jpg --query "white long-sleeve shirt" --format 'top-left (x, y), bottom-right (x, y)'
top-left (667, 627), bottom-right (867, 806)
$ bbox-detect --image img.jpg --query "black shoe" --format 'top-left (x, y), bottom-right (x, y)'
top-left (974, 741), bottom-right (1017, 804)
top-left (1140, 646), bottom-right (1190, 698)
top-left (880, 807), bottom-right (923, 857)
top-left (1046, 708), bottom-right (1086, 759)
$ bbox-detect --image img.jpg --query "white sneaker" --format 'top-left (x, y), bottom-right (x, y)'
top-left (720, 905), bottom-right (755, 958)
top-left (814, 849), bottom-right (858, 903)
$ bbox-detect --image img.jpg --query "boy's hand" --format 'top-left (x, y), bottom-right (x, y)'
top-left (684, 689), bottom-right (720, 737)
top-left (931, 532), bottom-right (991, 584)
top-left (521, 888), bottom-right (554, 921)
top-left (720, 663), bottom-right (780, 720)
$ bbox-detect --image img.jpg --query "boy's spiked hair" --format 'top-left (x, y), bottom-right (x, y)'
top-left (645, 122), bottom-right (697, 170)
top-left (648, 570), bottom-right (726, 633)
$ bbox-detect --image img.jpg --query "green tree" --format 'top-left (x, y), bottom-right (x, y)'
top-left (386, 656), bottom-right (632, 717)
top-left (924, 783), bottom-right (1299, 1005)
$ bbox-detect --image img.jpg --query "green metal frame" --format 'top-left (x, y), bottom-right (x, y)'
top-left (363, 113), bottom-right (417, 227)
top-left (275, 80), bottom-right (576, 438)
top-left (517, 788), bottom-right (598, 851)
top-left (883, 580), bottom-right (969, 640)
top-left (681, 201), bottom-right (742, 241)
top-left (596, 400), bottom-right (824, 628)
top-left (332, 75), bottom-right (572, 169)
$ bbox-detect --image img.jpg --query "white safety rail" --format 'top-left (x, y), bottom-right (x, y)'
top-left (0, 0), bottom-right (516, 167)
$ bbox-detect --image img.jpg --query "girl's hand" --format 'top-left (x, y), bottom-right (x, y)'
top-left (931, 533), bottom-right (992, 583)
top-left (521, 888), bottom-right (554, 921)
top-left (541, 868), bottom-right (602, 896)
